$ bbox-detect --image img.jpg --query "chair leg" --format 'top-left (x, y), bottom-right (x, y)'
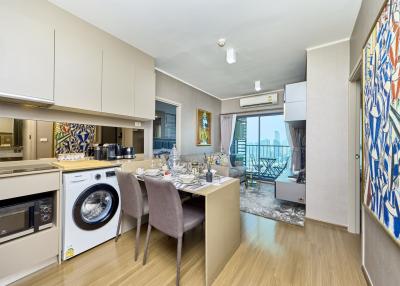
top-left (134, 217), bottom-right (141, 261)
top-left (176, 237), bottom-right (182, 286)
top-left (115, 210), bottom-right (123, 242)
top-left (142, 224), bottom-right (152, 265)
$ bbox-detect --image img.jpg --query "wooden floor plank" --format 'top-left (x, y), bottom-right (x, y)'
top-left (12, 213), bottom-right (366, 286)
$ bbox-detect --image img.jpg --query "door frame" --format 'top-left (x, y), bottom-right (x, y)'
top-left (347, 59), bottom-right (362, 234)
top-left (235, 112), bottom-right (286, 180)
top-left (155, 97), bottom-right (181, 155)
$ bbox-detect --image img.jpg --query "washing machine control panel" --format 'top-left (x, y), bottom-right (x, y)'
top-left (106, 171), bottom-right (116, 177)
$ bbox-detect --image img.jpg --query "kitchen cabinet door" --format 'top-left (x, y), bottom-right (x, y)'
top-left (54, 25), bottom-right (102, 112)
top-left (0, 4), bottom-right (54, 102)
top-left (102, 40), bottom-right (135, 117)
top-left (134, 53), bottom-right (155, 120)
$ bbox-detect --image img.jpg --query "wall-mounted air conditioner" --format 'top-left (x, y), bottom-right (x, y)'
top-left (239, 93), bottom-right (278, 108)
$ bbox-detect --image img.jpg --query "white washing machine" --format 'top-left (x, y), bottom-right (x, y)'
top-left (62, 167), bottom-right (121, 260)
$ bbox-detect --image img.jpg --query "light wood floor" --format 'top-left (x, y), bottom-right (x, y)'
top-left (13, 213), bottom-right (366, 286)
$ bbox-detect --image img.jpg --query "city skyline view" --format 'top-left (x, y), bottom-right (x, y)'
top-left (246, 115), bottom-right (289, 146)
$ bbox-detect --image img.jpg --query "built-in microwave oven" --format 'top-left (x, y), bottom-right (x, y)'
top-left (0, 192), bottom-right (54, 244)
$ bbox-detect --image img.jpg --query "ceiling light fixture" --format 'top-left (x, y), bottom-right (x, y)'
top-left (226, 48), bottom-right (236, 64)
top-left (255, 80), bottom-right (261, 92)
top-left (217, 38), bottom-right (226, 47)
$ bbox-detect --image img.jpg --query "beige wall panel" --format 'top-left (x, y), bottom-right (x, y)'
top-left (156, 71), bottom-right (221, 155)
top-left (306, 40), bottom-right (350, 226)
top-left (205, 179), bottom-right (240, 285)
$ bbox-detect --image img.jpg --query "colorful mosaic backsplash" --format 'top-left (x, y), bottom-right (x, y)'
top-left (363, 0), bottom-right (400, 243)
top-left (54, 122), bottom-right (96, 155)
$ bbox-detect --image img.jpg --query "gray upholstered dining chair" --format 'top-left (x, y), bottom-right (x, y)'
top-left (142, 177), bottom-right (205, 286)
top-left (115, 171), bottom-right (149, 261)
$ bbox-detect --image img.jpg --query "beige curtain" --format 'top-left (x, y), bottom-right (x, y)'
top-left (220, 114), bottom-right (237, 155)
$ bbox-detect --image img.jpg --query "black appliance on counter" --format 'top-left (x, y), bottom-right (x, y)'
top-left (0, 192), bottom-right (54, 244)
top-left (88, 144), bottom-right (133, 160)
top-left (115, 144), bottom-right (123, 159)
top-left (102, 144), bottom-right (116, 160)
top-left (123, 147), bottom-right (135, 159)
top-left (93, 145), bottom-right (102, 160)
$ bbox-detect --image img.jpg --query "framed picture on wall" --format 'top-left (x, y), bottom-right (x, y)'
top-left (196, 109), bottom-right (211, 146)
top-left (54, 122), bottom-right (96, 155)
top-left (362, 0), bottom-right (400, 246)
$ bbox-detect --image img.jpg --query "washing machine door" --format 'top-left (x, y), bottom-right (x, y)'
top-left (73, 183), bottom-right (119, 230)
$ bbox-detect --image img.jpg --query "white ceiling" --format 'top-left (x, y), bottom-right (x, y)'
top-left (49, 0), bottom-right (361, 99)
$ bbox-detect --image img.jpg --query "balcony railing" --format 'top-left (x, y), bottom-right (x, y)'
top-left (232, 143), bottom-right (292, 181)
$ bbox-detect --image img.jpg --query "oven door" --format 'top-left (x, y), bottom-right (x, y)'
top-left (0, 202), bottom-right (35, 243)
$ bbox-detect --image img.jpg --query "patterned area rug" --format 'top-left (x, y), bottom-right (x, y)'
top-left (240, 182), bottom-right (305, 226)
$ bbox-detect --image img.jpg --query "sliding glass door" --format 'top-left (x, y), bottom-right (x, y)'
top-left (231, 114), bottom-right (290, 181)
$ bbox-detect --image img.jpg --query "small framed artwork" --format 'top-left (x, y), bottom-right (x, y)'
top-left (196, 109), bottom-right (211, 146)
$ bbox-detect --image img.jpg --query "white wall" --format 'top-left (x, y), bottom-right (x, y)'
top-left (306, 40), bottom-right (350, 226)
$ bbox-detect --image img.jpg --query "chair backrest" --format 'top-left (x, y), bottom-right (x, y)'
top-left (144, 176), bottom-right (183, 238)
top-left (116, 171), bottom-right (144, 218)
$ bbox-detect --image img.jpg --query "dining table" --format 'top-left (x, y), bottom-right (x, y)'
top-left (123, 159), bottom-right (241, 286)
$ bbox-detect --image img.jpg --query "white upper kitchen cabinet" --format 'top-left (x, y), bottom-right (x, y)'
top-left (102, 38), bottom-right (135, 117)
top-left (134, 52), bottom-right (155, 120)
top-left (284, 81), bottom-right (307, 122)
top-left (285, 81), bottom-right (307, 103)
top-left (0, 3), bottom-right (54, 103)
top-left (54, 21), bottom-right (103, 112)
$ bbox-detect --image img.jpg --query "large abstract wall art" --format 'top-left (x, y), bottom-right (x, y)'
top-left (363, 0), bottom-right (400, 244)
top-left (54, 122), bottom-right (96, 155)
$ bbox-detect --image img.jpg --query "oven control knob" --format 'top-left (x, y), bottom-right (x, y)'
top-left (95, 174), bottom-right (101, 180)
top-left (41, 206), bottom-right (49, 213)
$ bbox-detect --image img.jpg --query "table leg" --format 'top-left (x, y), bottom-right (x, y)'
top-left (205, 180), bottom-right (241, 285)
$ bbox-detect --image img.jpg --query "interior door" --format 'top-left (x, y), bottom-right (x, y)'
top-left (355, 81), bottom-right (362, 233)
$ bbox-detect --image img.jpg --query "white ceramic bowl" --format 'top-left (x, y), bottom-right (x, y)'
top-left (179, 174), bottom-right (195, 184)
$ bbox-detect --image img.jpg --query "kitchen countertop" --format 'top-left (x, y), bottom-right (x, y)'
top-left (0, 157), bottom-right (149, 177)
top-left (52, 159), bottom-right (122, 172)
